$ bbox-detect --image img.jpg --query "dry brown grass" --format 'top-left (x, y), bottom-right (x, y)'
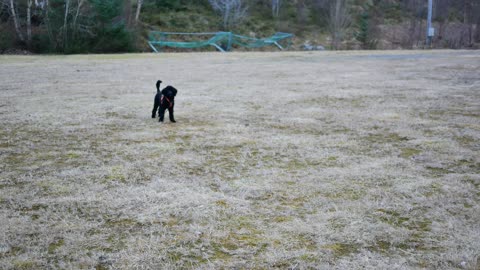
top-left (1, 50), bottom-right (479, 269)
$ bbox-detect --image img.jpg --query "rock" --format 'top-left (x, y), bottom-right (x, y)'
top-left (302, 43), bottom-right (326, 51)
top-left (1, 48), bottom-right (34, 55)
top-left (0, 244), bottom-right (11, 254)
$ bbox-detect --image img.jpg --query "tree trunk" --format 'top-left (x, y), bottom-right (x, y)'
top-left (27, 0), bottom-right (32, 47)
top-left (408, 16), bottom-right (417, 48)
top-left (328, 0), bottom-right (349, 50)
top-left (45, 0), bottom-right (56, 49)
top-left (135, 0), bottom-right (143, 24)
top-left (464, 0), bottom-right (473, 45)
top-left (476, 12), bottom-right (480, 43)
top-left (9, 0), bottom-right (25, 42)
top-left (64, 0), bottom-right (70, 49)
top-left (272, 0), bottom-right (280, 18)
top-left (72, 0), bottom-right (84, 41)
top-left (123, 0), bottom-right (131, 27)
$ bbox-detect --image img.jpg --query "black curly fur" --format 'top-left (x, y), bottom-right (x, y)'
top-left (151, 80), bottom-right (162, 118)
top-left (151, 80), bottom-right (178, 123)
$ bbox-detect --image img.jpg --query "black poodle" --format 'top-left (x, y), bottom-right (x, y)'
top-left (151, 80), bottom-right (177, 123)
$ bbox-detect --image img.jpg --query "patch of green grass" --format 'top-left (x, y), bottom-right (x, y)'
top-left (425, 166), bottom-right (450, 177)
top-left (299, 253), bottom-right (317, 262)
top-left (370, 240), bottom-right (391, 252)
top-left (104, 166), bottom-right (126, 183)
top-left (455, 135), bottom-right (476, 147)
top-left (104, 218), bottom-right (143, 231)
top-left (297, 233), bottom-right (317, 251)
top-left (1, 246), bottom-right (22, 257)
top-left (376, 210), bottom-right (431, 239)
top-left (400, 147), bottom-right (421, 158)
top-left (285, 159), bottom-right (308, 171)
top-left (4, 153), bottom-right (28, 168)
top-left (37, 180), bottom-right (72, 196)
top-left (48, 238), bottom-right (65, 254)
top-left (368, 240), bottom-right (416, 253)
top-left (376, 209), bottom-right (410, 226)
top-left (297, 156), bottom-right (341, 169)
top-left (211, 242), bottom-right (233, 261)
top-left (105, 233), bottom-right (128, 252)
top-left (321, 242), bottom-right (359, 257)
top-left (21, 203), bottom-right (48, 212)
top-left (323, 188), bottom-right (365, 201)
top-left (463, 202), bottom-right (473, 208)
top-left (278, 194), bottom-right (307, 209)
top-left (65, 152), bottom-right (81, 159)
top-left (452, 159), bottom-right (480, 173)
top-left (162, 215), bottom-right (181, 228)
top-left (327, 156), bottom-right (338, 162)
top-left (328, 217), bottom-right (348, 231)
top-left (272, 216), bottom-right (293, 223)
top-left (13, 260), bottom-right (38, 269)
top-left (215, 200), bottom-right (228, 208)
top-left (365, 132), bottom-right (409, 144)
top-left (210, 229), bottom-right (266, 261)
top-left (209, 215), bottom-right (267, 259)
top-left (0, 142), bottom-right (11, 148)
top-left (422, 182), bottom-right (443, 197)
top-left (463, 176), bottom-right (480, 190)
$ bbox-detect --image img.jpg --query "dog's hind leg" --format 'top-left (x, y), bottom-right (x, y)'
top-left (152, 98), bottom-right (159, 118)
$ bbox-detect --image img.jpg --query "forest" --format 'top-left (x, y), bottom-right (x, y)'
top-left (1, 0), bottom-right (479, 54)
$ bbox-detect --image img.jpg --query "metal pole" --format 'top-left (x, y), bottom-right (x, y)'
top-left (426, 0), bottom-right (433, 47)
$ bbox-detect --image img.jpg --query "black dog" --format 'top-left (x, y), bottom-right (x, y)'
top-left (151, 80), bottom-right (177, 123)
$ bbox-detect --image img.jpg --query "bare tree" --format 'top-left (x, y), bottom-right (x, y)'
top-left (63, 0), bottom-right (70, 48)
top-left (135, 0), bottom-right (143, 25)
top-left (327, 0), bottom-right (350, 49)
top-left (296, 0), bottom-right (307, 25)
top-left (73, 0), bottom-right (85, 32)
top-left (208, 0), bottom-right (248, 29)
top-left (26, 0), bottom-right (32, 46)
top-left (464, 0), bottom-right (473, 45)
top-left (475, 1), bottom-right (480, 43)
top-left (7, 0), bottom-right (25, 42)
top-left (271, 0), bottom-right (281, 18)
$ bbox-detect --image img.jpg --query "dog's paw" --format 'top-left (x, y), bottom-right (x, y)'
top-left (170, 120), bottom-right (176, 123)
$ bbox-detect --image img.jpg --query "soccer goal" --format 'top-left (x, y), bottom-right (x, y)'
top-left (148, 31), bottom-right (293, 52)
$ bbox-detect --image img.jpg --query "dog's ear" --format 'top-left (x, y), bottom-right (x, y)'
top-left (161, 86), bottom-right (169, 96)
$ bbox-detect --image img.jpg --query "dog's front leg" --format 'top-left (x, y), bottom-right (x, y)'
top-left (159, 106), bottom-right (166, 122)
top-left (168, 106), bottom-right (176, 123)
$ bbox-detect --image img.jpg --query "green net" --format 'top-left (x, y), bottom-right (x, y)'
top-left (148, 31), bottom-right (293, 52)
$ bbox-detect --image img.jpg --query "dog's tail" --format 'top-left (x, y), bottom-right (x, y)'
top-left (156, 80), bottom-right (162, 93)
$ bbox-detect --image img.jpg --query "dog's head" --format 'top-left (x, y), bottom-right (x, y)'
top-left (162, 86), bottom-right (177, 99)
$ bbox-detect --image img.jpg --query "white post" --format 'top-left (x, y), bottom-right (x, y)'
top-left (426, 0), bottom-right (433, 47)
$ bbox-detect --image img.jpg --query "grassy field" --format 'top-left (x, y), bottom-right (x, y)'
top-left (1, 50), bottom-right (479, 269)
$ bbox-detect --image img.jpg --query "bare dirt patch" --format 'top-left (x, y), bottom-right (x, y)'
top-left (1, 50), bottom-right (479, 269)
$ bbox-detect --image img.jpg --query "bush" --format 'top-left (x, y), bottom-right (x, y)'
top-left (30, 34), bottom-right (52, 53)
top-left (88, 0), bottom-right (135, 53)
top-left (91, 25), bottom-right (134, 53)
top-left (0, 27), bottom-right (13, 53)
top-left (355, 12), bottom-right (377, 50)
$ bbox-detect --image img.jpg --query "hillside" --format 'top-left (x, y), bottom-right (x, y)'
top-left (1, 0), bottom-right (480, 54)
